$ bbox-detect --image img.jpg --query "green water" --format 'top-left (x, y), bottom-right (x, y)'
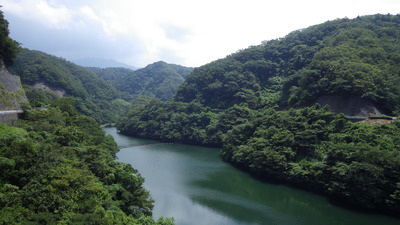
top-left (104, 127), bottom-right (399, 225)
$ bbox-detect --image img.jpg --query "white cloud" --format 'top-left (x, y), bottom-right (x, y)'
top-left (1, 0), bottom-right (400, 67)
top-left (2, 0), bottom-right (72, 29)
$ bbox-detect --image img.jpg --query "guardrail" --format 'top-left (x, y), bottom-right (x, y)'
top-left (0, 110), bottom-right (24, 124)
top-left (0, 110), bottom-right (24, 114)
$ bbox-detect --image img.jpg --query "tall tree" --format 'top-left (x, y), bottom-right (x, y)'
top-left (0, 7), bottom-right (20, 67)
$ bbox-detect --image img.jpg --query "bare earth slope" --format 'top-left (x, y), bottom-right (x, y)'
top-left (315, 95), bottom-right (383, 117)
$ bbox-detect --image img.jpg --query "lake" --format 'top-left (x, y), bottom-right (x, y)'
top-left (104, 127), bottom-right (399, 225)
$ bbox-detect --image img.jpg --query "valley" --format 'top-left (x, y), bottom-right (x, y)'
top-left (1, 8), bottom-right (400, 224)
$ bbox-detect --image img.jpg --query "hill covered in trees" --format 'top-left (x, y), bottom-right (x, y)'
top-left (89, 61), bottom-right (193, 101)
top-left (118, 14), bottom-right (400, 215)
top-left (10, 49), bottom-right (131, 124)
top-left (174, 14), bottom-right (400, 113)
top-left (1, 9), bottom-right (173, 224)
top-left (0, 104), bottom-right (173, 224)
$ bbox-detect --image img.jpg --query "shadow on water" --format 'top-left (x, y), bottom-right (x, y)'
top-left (188, 168), bottom-right (400, 225)
top-left (105, 128), bottom-right (400, 225)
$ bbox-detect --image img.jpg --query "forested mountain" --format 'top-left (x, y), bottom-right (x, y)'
top-left (118, 14), bottom-right (400, 215)
top-left (1, 10), bottom-right (173, 224)
top-left (175, 14), bottom-right (400, 113)
top-left (89, 61), bottom-right (193, 101)
top-left (10, 49), bottom-right (131, 124)
top-left (0, 105), bottom-right (172, 224)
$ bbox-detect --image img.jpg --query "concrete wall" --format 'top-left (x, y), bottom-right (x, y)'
top-left (0, 112), bottom-right (20, 125)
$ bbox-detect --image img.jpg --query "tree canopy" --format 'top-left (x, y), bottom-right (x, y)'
top-left (118, 14), bottom-right (400, 215)
top-left (0, 8), bottom-right (20, 67)
top-left (175, 14), bottom-right (400, 114)
top-left (10, 49), bottom-right (130, 124)
top-left (89, 61), bottom-right (193, 101)
top-left (0, 103), bottom-right (174, 224)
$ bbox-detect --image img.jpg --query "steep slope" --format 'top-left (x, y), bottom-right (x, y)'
top-left (0, 9), bottom-right (27, 124)
top-left (0, 60), bottom-right (27, 110)
top-left (1, 9), bottom-right (174, 225)
top-left (175, 14), bottom-right (400, 114)
top-left (86, 66), bottom-right (135, 94)
top-left (10, 49), bottom-right (128, 123)
top-left (118, 14), bottom-right (400, 215)
top-left (90, 61), bottom-right (193, 101)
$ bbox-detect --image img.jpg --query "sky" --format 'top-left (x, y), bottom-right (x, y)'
top-left (1, 0), bottom-right (400, 68)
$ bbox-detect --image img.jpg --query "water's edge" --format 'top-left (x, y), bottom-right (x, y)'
top-left (105, 127), bottom-right (400, 225)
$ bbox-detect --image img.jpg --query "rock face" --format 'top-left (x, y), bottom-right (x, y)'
top-left (33, 82), bottom-right (65, 98)
top-left (0, 60), bottom-right (28, 110)
top-left (315, 95), bottom-right (383, 117)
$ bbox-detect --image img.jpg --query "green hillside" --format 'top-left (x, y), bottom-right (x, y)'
top-left (10, 49), bottom-right (130, 124)
top-left (1, 107), bottom-right (158, 224)
top-left (175, 14), bottom-right (400, 113)
top-left (0, 9), bottom-right (19, 67)
top-left (87, 67), bottom-right (134, 90)
top-left (118, 14), bottom-right (400, 214)
top-left (1, 9), bottom-right (173, 224)
top-left (89, 61), bottom-right (193, 101)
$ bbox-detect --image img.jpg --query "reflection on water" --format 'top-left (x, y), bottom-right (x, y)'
top-left (104, 127), bottom-right (400, 225)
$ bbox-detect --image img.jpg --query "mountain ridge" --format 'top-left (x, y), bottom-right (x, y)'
top-left (89, 60), bottom-right (193, 101)
top-left (118, 14), bottom-right (400, 215)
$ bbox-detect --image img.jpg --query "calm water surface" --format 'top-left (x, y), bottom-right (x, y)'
top-left (104, 127), bottom-right (399, 225)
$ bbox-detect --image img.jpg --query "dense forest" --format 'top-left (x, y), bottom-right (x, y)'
top-left (0, 8), bottom-right (19, 67)
top-left (118, 14), bottom-right (400, 214)
top-left (89, 61), bottom-right (193, 101)
top-left (10, 49), bottom-right (131, 124)
top-left (0, 9), bottom-right (174, 224)
top-left (2, 5), bottom-right (400, 220)
top-left (175, 14), bottom-right (400, 113)
top-left (10, 51), bottom-right (192, 124)
top-left (0, 103), bottom-right (173, 224)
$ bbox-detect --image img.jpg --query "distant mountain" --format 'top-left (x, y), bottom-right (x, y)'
top-left (89, 61), bottom-right (193, 101)
top-left (73, 57), bottom-right (138, 70)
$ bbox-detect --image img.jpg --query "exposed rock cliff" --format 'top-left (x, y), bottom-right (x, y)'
top-left (0, 60), bottom-right (28, 110)
top-left (315, 95), bottom-right (383, 117)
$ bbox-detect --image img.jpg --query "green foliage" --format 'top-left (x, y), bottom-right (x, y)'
top-left (0, 104), bottom-right (173, 224)
top-left (175, 58), bottom-right (262, 109)
top-left (89, 61), bottom-right (193, 102)
top-left (10, 48), bottom-right (129, 124)
top-left (0, 8), bottom-right (20, 67)
top-left (118, 14), bottom-right (400, 214)
top-left (118, 100), bottom-right (220, 146)
top-left (221, 105), bottom-right (400, 213)
top-left (175, 14), bottom-right (400, 114)
top-left (0, 122), bottom-right (27, 136)
top-left (23, 85), bottom-right (58, 107)
top-left (10, 49), bottom-right (118, 100)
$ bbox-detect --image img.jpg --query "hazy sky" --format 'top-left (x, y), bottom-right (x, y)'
top-left (1, 0), bottom-right (399, 67)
